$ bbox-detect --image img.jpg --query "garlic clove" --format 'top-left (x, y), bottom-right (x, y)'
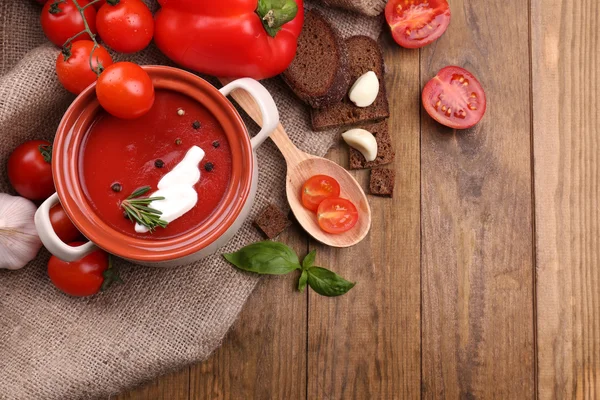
top-left (342, 128), bottom-right (378, 162)
top-left (349, 71), bottom-right (380, 108)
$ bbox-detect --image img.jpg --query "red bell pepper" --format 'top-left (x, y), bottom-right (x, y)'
top-left (154, 0), bottom-right (304, 80)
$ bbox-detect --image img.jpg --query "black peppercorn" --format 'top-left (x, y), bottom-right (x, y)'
top-left (155, 159), bottom-right (165, 168)
top-left (192, 120), bottom-right (201, 130)
top-left (212, 140), bottom-right (220, 148)
top-left (111, 182), bottom-right (122, 192)
top-left (204, 162), bottom-right (214, 172)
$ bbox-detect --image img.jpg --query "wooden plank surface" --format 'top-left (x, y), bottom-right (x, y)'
top-left (114, 2), bottom-right (600, 398)
top-left (532, 0), bottom-right (600, 398)
top-left (306, 34), bottom-right (421, 399)
top-left (419, 0), bottom-right (535, 398)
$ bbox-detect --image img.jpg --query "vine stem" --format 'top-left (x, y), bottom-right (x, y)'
top-left (56, 0), bottom-right (105, 76)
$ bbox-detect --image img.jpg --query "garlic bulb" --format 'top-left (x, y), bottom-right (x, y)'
top-left (0, 193), bottom-right (42, 270)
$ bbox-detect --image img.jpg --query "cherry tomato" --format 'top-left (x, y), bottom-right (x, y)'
top-left (56, 40), bottom-right (113, 94)
top-left (96, 0), bottom-right (154, 54)
top-left (41, 0), bottom-right (97, 47)
top-left (385, 0), bottom-right (451, 49)
top-left (50, 203), bottom-right (82, 243)
top-left (7, 140), bottom-right (54, 201)
top-left (317, 198), bottom-right (359, 234)
top-left (96, 62), bottom-right (155, 119)
top-left (422, 66), bottom-right (487, 129)
top-left (301, 175), bottom-right (341, 212)
top-left (47, 245), bottom-right (112, 297)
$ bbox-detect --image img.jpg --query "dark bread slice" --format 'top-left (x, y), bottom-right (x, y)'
top-left (254, 204), bottom-right (291, 239)
top-left (370, 168), bottom-right (395, 197)
top-left (348, 120), bottom-right (394, 169)
top-left (311, 36), bottom-right (389, 131)
top-left (282, 11), bottom-right (350, 109)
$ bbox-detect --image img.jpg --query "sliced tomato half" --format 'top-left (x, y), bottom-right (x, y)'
top-left (422, 66), bottom-right (487, 129)
top-left (301, 175), bottom-right (341, 212)
top-left (385, 0), bottom-right (451, 49)
top-left (317, 198), bottom-right (359, 234)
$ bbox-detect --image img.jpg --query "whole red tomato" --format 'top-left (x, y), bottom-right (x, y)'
top-left (96, 62), bottom-right (155, 119)
top-left (41, 0), bottom-right (97, 47)
top-left (49, 203), bottom-right (82, 243)
top-left (154, 0), bottom-right (304, 79)
top-left (97, 0), bottom-right (154, 53)
top-left (56, 40), bottom-right (113, 94)
top-left (47, 245), bottom-right (119, 297)
top-left (7, 140), bottom-right (55, 201)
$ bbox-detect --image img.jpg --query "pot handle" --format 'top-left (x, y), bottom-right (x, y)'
top-left (219, 78), bottom-right (279, 150)
top-left (35, 193), bottom-right (97, 262)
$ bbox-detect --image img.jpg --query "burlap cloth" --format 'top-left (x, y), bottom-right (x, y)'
top-left (0, 1), bottom-right (382, 399)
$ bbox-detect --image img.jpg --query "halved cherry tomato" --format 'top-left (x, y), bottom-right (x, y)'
top-left (49, 203), bottom-right (82, 243)
top-left (47, 245), bottom-right (118, 297)
top-left (41, 0), bottom-right (97, 47)
top-left (96, 0), bottom-right (154, 54)
top-left (385, 0), bottom-right (451, 49)
top-left (422, 66), bottom-right (486, 129)
top-left (301, 175), bottom-right (341, 212)
top-left (317, 198), bottom-right (359, 234)
top-left (7, 140), bottom-right (54, 201)
top-left (56, 40), bottom-right (113, 94)
top-left (96, 62), bottom-right (155, 119)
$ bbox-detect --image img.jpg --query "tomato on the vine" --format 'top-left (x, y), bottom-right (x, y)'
top-left (301, 175), bottom-right (341, 212)
top-left (96, 62), bottom-right (155, 119)
top-left (47, 245), bottom-right (120, 297)
top-left (385, 0), bottom-right (451, 49)
top-left (422, 66), bottom-right (487, 129)
top-left (56, 40), bottom-right (113, 94)
top-left (41, 0), bottom-right (97, 47)
top-left (7, 140), bottom-right (55, 201)
top-left (49, 203), bottom-right (82, 243)
top-left (96, 0), bottom-right (154, 54)
top-left (317, 198), bottom-right (359, 234)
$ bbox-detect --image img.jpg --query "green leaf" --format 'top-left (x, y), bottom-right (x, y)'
top-left (302, 250), bottom-right (316, 270)
top-left (223, 241), bottom-right (301, 275)
top-left (298, 270), bottom-right (308, 292)
top-left (307, 267), bottom-right (355, 297)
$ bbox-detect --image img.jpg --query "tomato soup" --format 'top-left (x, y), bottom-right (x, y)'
top-left (79, 90), bottom-right (232, 239)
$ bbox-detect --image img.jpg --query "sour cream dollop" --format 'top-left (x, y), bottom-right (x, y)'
top-left (135, 146), bottom-right (205, 233)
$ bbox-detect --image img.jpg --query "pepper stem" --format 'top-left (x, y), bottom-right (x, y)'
top-left (256, 0), bottom-right (298, 38)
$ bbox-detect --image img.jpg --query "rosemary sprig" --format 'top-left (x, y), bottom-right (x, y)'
top-left (121, 186), bottom-right (168, 232)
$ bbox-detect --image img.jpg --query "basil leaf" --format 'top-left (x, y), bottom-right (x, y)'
top-left (223, 241), bottom-right (300, 275)
top-left (302, 250), bottom-right (316, 270)
top-left (307, 267), bottom-right (355, 297)
top-left (298, 270), bottom-right (308, 292)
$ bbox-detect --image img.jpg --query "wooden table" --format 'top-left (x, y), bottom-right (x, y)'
top-left (115, 0), bottom-right (599, 398)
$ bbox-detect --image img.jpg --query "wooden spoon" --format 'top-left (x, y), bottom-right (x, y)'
top-left (220, 78), bottom-right (371, 247)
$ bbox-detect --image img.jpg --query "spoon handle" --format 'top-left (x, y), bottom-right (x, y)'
top-left (218, 78), bottom-right (310, 168)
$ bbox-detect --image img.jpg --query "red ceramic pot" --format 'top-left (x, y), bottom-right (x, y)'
top-left (35, 66), bottom-right (279, 267)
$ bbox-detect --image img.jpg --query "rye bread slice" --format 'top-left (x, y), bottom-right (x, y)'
top-left (282, 11), bottom-right (350, 109)
top-left (370, 168), bottom-right (395, 197)
top-left (311, 36), bottom-right (389, 131)
top-left (254, 204), bottom-right (291, 239)
top-left (348, 120), bottom-right (394, 169)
